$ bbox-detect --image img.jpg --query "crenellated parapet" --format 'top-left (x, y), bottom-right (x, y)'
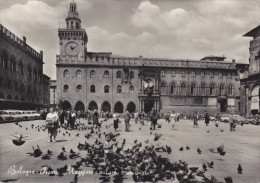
top-left (0, 24), bottom-right (43, 62)
top-left (83, 52), bottom-right (236, 70)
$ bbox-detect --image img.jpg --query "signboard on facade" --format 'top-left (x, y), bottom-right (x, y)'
top-left (251, 96), bottom-right (259, 111)
top-left (170, 97), bottom-right (188, 106)
top-left (228, 98), bottom-right (235, 107)
top-left (208, 98), bottom-right (217, 106)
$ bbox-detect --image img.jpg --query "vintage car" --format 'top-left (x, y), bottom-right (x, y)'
top-left (220, 115), bottom-right (230, 122)
top-left (30, 111), bottom-right (41, 120)
top-left (0, 110), bottom-right (16, 122)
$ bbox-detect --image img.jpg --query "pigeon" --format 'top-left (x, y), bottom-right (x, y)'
top-left (154, 133), bottom-right (162, 141)
top-left (62, 147), bottom-right (66, 152)
top-left (202, 163), bottom-right (207, 171)
top-left (76, 133), bottom-right (79, 137)
top-left (27, 145), bottom-right (42, 157)
top-left (166, 145), bottom-right (172, 154)
top-left (197, 148), bottom-right (202, 154)
top-left (47, 149), bottom-right (53, 155)
top-left (26, 127), bottom-right (28, 130)
top-left (220, 129), bottom-right (224, 132)
top-left (63, 133), bottom-right (65, 136)
top-left (207, 130), bottom-right (210, 133)
top-left (224, 176), bottom-right (233, 183)
top-left (11, 134), bottom-right (28, 146)
top-left (207, 161), bottom-right (214, 168)
top-left (14, 121), bottom-right (19, 125)
top-left (186, 146), bottom-right (190, 150)
top-left (57, 164), bottom-right (67, 176)
top-left (237, 164), bottom-right (242, 174)
top-left (57, 152), bottom-right (67, 160)
top-left (179, 147), bottom-right (184, 151)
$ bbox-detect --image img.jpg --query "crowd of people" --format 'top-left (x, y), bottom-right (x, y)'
top-left (43, 106), bottom-right (260, 143)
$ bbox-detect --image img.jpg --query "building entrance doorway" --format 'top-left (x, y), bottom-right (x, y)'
top-left (220, 100), bottom-right (227, 112)
top-left (144, 100), bottom-right (154, 113)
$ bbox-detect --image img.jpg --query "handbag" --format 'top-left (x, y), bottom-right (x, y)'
top-left (46, 122), bottom-right (54, 129)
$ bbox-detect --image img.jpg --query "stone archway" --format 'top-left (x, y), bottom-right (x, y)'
top-left (75, 101), bottom-right (85, 111)
top-left (62, 100), bottom-right (72, 110)
top-left (101, 101), bottom-right (111, 112)
top-left (88, 101), bottom-right (98, 111)
top-left (114, 101), bottom-right (123, 113)
top-left (127, 102), bottom-right (136, 113)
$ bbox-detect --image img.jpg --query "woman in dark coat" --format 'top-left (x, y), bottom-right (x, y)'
top-left (93, 109), bottom-right (99, 127)
top-left (205, 113), bottom-right (210, 126)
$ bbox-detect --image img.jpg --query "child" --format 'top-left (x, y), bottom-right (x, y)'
top-left (113, 115), bottom-right (119, 132)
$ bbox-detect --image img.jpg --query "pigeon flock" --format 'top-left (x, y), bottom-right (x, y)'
top-left (7, 119), bottom-right (247, 183)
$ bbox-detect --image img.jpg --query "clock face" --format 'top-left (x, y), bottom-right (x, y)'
top-left (65, 42), bottom-right (79, 56)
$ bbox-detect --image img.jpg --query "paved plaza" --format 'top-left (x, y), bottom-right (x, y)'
top-left (0, 118), bottom-right (259, 183)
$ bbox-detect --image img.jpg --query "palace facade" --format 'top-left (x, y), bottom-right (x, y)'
top-left (240, 25), bottom-right (260, 116)
top-left (55, 1), bottom-right (248, 114)
top-left (0, 24), bottom-right (50, 109)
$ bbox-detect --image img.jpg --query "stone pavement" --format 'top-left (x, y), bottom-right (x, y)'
top-left (0, 118), bottom-right (259, 183)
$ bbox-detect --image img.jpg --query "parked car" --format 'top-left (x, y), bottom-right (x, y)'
top-left (30, 111), bottom-right (41, 120)
top-left (209, 116), bottom-right (216, 121)
top-left (220, 115), bottom-right (230, 123)
top-left (0, 110), bottom-right (15, 122)
top-left (15, 111), bottom-right (29, 121)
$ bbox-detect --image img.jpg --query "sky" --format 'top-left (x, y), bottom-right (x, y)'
top-left (0, 0), bottom-right (259, 79)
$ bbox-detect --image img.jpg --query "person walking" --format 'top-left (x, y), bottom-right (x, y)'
top-left (93, 109), bottom-right (99, 127)
top-left (149, 108), bottom-right (157, 130)
top-left (113, 115), bottom-right (119, 132)
top-left (134, 110), bottom-right (139, 123)
top-left (193, 112), bottom-right (199, 127)
top-left (215, 113), bottom-right (221, 127)
top-left (46, 108), bottom-right (59, 142)
top-left (205, 112), bottom-right (210, 126)
top-left (71, 110), bottom-right (76, 128)
top-left (59, 109), bottom-right (65, 128)
top-left (229, 113), bottom-right (234, 131)
top-left (124, 110), bottom-right (131, 132)
top-left (170, 111), bottom-right (176, 128)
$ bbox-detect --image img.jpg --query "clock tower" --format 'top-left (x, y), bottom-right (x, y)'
top-left (57, 0), bottom-right (87, 62)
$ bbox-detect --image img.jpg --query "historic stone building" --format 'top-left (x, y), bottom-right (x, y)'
top-left (0, 24), bottom-right (50, 109)
top-left (56, 1), bottom-right (247, 114)
top-left (240, 25), bottom-right (260, 116)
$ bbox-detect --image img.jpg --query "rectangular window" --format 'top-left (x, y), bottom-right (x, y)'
top-left (181, 71), bottom-right (186, 77)
top-left (160, 70), bottom-right (165, 77)
top-left (191, 71), bottom-right (196, 77)
top-left (210, 72), bottom-right (214, 78)
top-left (171, 70), bottom-right (176, 77)
top-left (201, 71), bottom-right (205, 78)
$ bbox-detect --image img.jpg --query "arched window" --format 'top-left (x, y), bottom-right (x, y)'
top-left (18, 61), bottom-right (23, 75)
top-left (76, 85), bottom-right (82, 92)
top-left (33, 68), bottom-right (37, 82)
top-left (210, 83), bottom-right (215, 96)
top-left (63, 85), bottom-right (69, 92)
top-left (90, 85), bottom-right (95, 93)
top-left (27, 65), bottom-right (32, 80)
top-left (63, 70), bottom-right (69, 78)
top-left (116, 85), bottom-right (122, 93)
top-left (190, 83), bottom-right (196, 95)
top-left (228, 84), bottom-right (234, 96)
top-left (201, 83), bottom-right (206, 95)
top-left (180, 83), bottom-right (186, 94)
top-left (90, 70), bottom-right (96, 78)
top-left (116, 71), bottom-right (122, 78)
top-left (170, 83), bottom-right (176, 94)
top-left (10, 55), bottom-right (16, 72)
top-left (1, 49), bottom-right (8, 69)
top-left (130, 71), bottom-right (135, 78)
top-left (161, 82), bottom-right (166, 87)
top-left (104, 70), bottom-right (109, 78)
top-left (219, 84), bottom-right (225, 96)
top-left (129, 86), bottom-right (134, 93)
top-left (76, 70), bottom-right (81, 78)
top-left (104, 85), bottom-right (109, 93)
